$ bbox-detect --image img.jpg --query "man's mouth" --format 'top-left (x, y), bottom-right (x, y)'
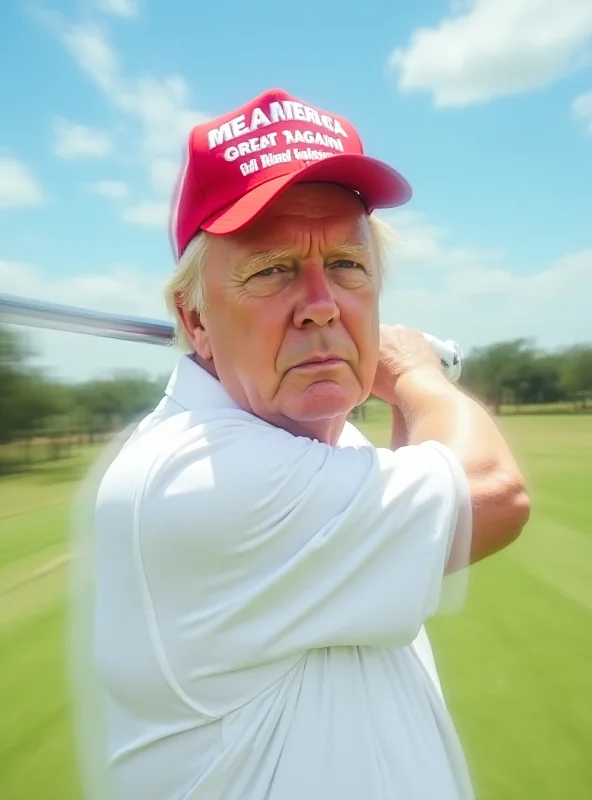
top-left (291, 356), bottom-right (346, 370)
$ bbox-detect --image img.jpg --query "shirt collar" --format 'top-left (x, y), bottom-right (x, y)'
top-left (164, 355), bottom-right (241, 413)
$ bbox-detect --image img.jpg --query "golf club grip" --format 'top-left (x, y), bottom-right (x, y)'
top-left (423, 332), bottom-right (462, 383)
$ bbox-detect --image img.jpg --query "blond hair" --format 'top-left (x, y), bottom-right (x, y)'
top-left (164, 213), bottom-right (396, 353)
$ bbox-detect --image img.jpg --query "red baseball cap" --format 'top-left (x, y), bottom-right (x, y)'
top-left (169, 88), bottom-right (412, 260)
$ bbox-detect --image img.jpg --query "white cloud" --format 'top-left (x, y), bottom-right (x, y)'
top-left (61, 22), bottom-right (119, 95)
top-left (87, 180), bottom-right (129, 199)
top-left (378, 210), bottom-right (592, 351)
top-left (52, 117), bottom-right (112, 159)
top-left (0, 259), bottom-right (177, 381)
top-left (58, 22), bottom-right (208, 200)
top-left (121, 201), bottom-right (169, 228)
top-left (0, 259), bottom-right (163, 318)
top-left (98, 0), bottom-right (140, 18)
top-left (572, 90), bottom-right (592, 134)
top-left (381, 209), bottom-right (503, 272)
top-left (0, 157), bottom-right (43, 208)
top-left (389, 0), bottom-right (592, 107)
top-left (115, 76), bottom-right (207, 159)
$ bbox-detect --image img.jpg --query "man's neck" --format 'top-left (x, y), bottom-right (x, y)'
top-left (191, 351), bottom-right (218, 379)
top-left (277, 415), bottom-right (348, 446)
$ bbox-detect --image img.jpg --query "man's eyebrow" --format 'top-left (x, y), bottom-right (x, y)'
top-left (239, 248), bottom-right (295, 276)
top-left (237, 243), bottom-right (372, 276)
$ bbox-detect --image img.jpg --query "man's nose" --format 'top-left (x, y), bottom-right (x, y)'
top-left (293, 264), bottom-right (340, 328)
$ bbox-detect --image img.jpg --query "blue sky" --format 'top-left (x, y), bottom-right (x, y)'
top-left (1, 0), bottom-right (591, 381)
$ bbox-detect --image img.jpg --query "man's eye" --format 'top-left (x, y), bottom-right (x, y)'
top-left (253, 265), bottom-right (284, 278)
top-left (331, 260), bottom-right (364, 271)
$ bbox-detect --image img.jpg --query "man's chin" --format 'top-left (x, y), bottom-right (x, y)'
top-left (281, 383), bottom-right (359, 423)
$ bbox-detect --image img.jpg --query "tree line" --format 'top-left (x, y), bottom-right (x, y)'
top-left (0, 326), bottom-right (166, 472)
top-left (1, 325), bottom-right (591, 473)
top-left (459, 337), bottom-right (592, 414)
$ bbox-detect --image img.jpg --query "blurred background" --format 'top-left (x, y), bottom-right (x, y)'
top-left (1, 0), bottom-right (591, 798)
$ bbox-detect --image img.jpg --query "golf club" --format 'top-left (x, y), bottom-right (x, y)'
top-left (0, 292), bottom-right (462, 381)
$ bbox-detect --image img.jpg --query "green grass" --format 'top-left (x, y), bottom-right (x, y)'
top-left (357, 408), bottom-right (592, 799)
top-left (0, 447), bottom-right (99, 800)
top-left (1, 417), bottom-right (591, 798)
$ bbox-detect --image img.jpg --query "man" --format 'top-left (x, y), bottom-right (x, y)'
top-left (90, 88), bottom-right (530, 799)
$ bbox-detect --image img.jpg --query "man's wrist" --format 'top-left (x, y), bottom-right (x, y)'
top-left (393, 364), bottom-right (459, 418)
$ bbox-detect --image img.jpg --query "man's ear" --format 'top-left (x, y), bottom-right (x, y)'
top-left (177, 304), bottom-right (212, 360)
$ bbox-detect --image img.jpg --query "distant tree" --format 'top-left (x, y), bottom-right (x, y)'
top-left (8, 375), bottom-right (74, 460)
top-left (0, 327), bottom-right (34, 444)
top-left (0, 330), bottom-right (165, 470)
top-left (461, 339), bottom-right (537, 413)
top-left (559, 345), bottom-right (592, 409)
top-left (70, 372), bottom-right (165, 439)
top-left (518, 354), bottom-right (565, 405)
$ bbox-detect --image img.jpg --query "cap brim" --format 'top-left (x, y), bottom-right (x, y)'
top-left (201, 154), bottom-right (412, 235)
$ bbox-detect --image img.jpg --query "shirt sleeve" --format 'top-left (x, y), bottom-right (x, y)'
top-left (131, 417), bottom-right (472, 714)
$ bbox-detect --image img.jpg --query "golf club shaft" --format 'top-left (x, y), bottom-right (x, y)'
top-left (0, 293), bottom-right (174, 346)
top-left (0, 292), bottom-right (462, 381)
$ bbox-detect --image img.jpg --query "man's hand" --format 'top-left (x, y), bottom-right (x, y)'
top-left (371, 324), bottom-right (444, 406)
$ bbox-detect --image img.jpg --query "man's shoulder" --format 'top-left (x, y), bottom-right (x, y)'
top-left (107, 399), bottom-right (246, 463)
top-left (97, 394), bottom-right (308, 504)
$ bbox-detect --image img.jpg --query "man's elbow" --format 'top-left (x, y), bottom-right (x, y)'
top-left (472, 474), bottom-right (531, 562)
top-left (503, 480), bottom-right (531, 545)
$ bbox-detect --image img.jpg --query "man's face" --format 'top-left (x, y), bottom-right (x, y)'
top-left (181, 183), bottom-right (381, 442)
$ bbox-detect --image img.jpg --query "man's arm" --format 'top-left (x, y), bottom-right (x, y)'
top-left (374, 325), bottom-right (530, 567)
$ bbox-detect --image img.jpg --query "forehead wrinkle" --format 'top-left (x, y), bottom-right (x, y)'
top-left (327, 243), bottom-right (371, 260)
top-left (227, 208), bottom-right (372, 279)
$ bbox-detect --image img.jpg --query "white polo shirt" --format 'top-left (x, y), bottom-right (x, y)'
top-left (92, 355), bottom-right (474, 799)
